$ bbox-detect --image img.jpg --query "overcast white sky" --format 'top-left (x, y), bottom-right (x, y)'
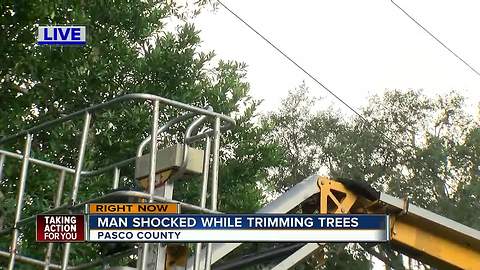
top-left (192, 0), bottom-right (480, 116)
top-left (189, 1), bottom-right (479, 268)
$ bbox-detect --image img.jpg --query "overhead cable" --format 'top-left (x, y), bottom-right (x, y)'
top-left (390, 0), bottom-right (480, 78)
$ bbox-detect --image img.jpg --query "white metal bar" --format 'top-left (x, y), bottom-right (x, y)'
top-left (140, 100), bottom-right (160, 270)
top-left (194, 137), bottom-right (211, 270)
top-left (200, 137), bottom-right (211, 208)
top-left (154, 180), bottom-right (175, 270)
top-left (55, 170), bottom-right (67, 207)
top-left (137, 111), bottom-right (197, 157)
top-left (380, 192), bottom-right (480, 241)
top-left (113, 167), bottom-right (120, 189)
top-left (44, 170), bottom-right (66, 270)
top-left (205, 118), bottom-right (221, 270)
top-left (61, 112), bottom-right (91, 270)
top-left (0, 149), bottom-right (75, 174)
top-left (0, 249), bottom-right (62, 269)
top-left (148, 100), bottom-right (160, 202)
top-left (210, 117), bottom-right (221, 212)
top-left (0, 153), bottom-right (5, 181)
top-left (271, 243), bottom-right (321, 270)
top-left (186, 175), bottom-right (320, 270)
top-left (0, 94), bottom-right (235, 145)
top-left (8, 134), bottom-right (33, 270)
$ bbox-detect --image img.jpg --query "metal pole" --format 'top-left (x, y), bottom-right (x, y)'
top-left (0, 153), bottom-right (5, 182)
top-left (61, 112), bottom-right (91, 270)
top-left (148, 100), bottom-right (160, 202)
top-left (44, 170), bottom-right (66, 270)
top-left (153, 175), bottom-right (175, 270)
top-left (270, 243), bottom-right (321, 270)
top-left (209, 118), bottom-right (221, 211)
top-left (199, 137), bottom-right (211, 209)
top-left (54, 170), bottom-right (66, 207)
top-left (0, 249), bottom-right (62, 269)
top-left (194, 136), bottom-right (211, 270)
top-left (153, 179), bottom-right (175, 270)
top-left (0, 94), bottom-right (235, 145)
top-left (140, 100), bottom-right (159, 270)
top-left (0, 153), bottom-right (4, 232)
top-left (8, 133), bottom-right (33, 270)
top-left (0, 149), bottom-right (75, 174)
top-left (205, 117), bottom-right (221, 270)
top-left (113, 167), bottom-right (120, 189)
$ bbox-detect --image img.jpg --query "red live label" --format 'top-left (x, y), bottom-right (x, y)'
top-left (36, 214), bottom-right (85, 242)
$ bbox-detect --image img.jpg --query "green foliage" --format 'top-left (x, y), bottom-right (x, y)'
top-left (321, 245), bottom-right (371, 270)
top-left (0, 0), bottom-right (282, 267)
top-left (262, 83), bottom-right (319, 192)
top-left (263, 86), bottom-right (480, 268)
top-left (2, 1), bottom-right (478, 268)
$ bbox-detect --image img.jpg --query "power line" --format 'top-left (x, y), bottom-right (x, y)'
top-left (215, 0), bottom-right (404, 162)
top-left (390, 0), bottom-right (480, 78)
top-left (215, 0), bottom-right (450, 195)
top-left (215, 0), bottom-right (397, 135)
top-left (215, 0), bottom-right (367, 122)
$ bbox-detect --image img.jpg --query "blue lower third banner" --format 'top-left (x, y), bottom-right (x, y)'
top-left (87, 214), bottom-right (389, 242)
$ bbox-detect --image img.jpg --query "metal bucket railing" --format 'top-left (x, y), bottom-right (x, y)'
top-left (0, 93), bottom-right (235, 270)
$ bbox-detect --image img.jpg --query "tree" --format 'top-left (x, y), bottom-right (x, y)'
top-left (262, 86), bottom-right (373, 269)
top-left (262, 83), bottom-right (319, 192)
top-left (263, 86), bottom-right (480, 269)
top-left (0, 1), bottom-right (282, 268)
top-left (306, 89), bottom-right (480, 225)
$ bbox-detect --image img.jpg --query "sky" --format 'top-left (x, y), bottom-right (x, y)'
top-left (188, 1), bottom-right (480, 268)
top-left (191, 0), bottom-right (480, 116)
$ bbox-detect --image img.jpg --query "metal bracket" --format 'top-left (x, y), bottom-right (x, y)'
top-left (317, 176), bottom-right (358, 214)
top-left (135, 144), bottom-right (204, 181)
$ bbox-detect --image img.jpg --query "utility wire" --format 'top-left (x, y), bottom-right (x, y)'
top-left (215, 0), bottom-right (458, 265)
top-left (215, 0), bottom-right (450, 196)
top-left (390, 0), bottom-right (480, 78)
top-left (215, 0), bottom-right (407, 191)
top-left (216, 0), bottom-right (367, 123)
top-left (215, 0), bottom-right (395, 138)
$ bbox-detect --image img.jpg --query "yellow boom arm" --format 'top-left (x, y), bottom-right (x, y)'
top-left (317, 176), bottom-right (480, 270)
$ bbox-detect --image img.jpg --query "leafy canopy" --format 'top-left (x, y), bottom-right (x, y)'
top-left (0, 0), bottom-right (282, 267)
top-left (263, 86), bottom-right (480, 269)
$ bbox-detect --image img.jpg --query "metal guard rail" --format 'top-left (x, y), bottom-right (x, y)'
top-left (0, 93), bottom-right (235, 177)
top-left (0, 93), bottom-right (234, 270)
top-left (0, 93), bottom-right (235, 144)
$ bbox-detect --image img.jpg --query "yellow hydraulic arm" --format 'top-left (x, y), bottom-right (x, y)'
top-left (317, 176), bottom-right (480, 270)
